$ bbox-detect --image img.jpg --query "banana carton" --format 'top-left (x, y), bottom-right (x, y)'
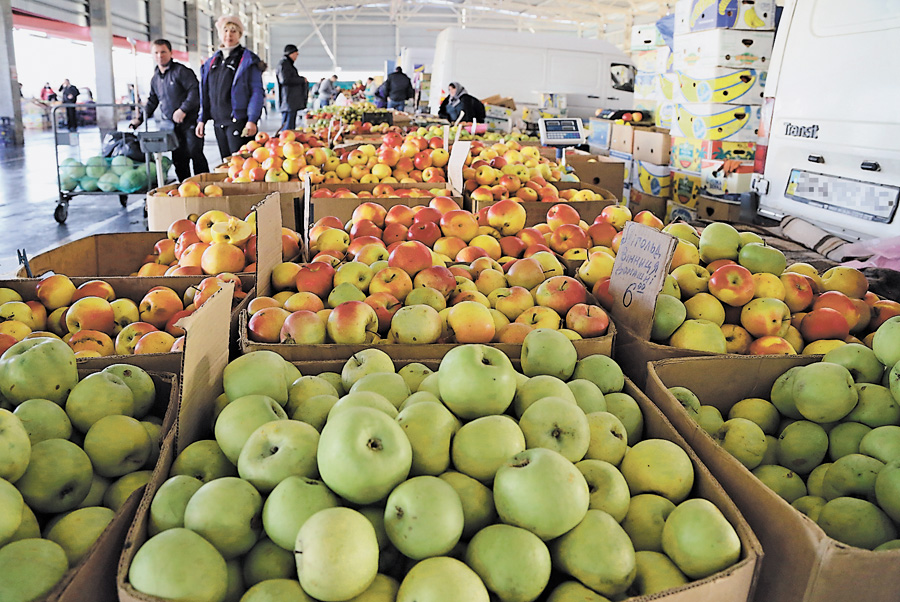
top-left (674, 29), bottom-right (775, 71)
top-left (630, 22), bottom-right (666, 51)
top-left (632, 160), bottom-right (672, 198)
top-left (633, 71), bottom-right (659, 100)
top-left (608, 150), bottom-right (633, 185)
top-left (700, 158), bottom-right (755, 197)
top-left (655, 101), bottom-right (676, 129)
top-left (671, 169), bottom-right (704, 208)
top-left (669, 136), bottom-right (756, 173)
top-left (633, 48), bottom-right (660, 73)
top-left (657, 73), bottom-right (678, 102)
top-left (675, 0), bottom-right (776, 34)
top-left (587, 118), bottom-right (613, 150)
top-left (670, 103), bottom-right (762, 142)
top-left (675, 68), bottom-right (767, 105)
top-left (666, 199), bottom-right (698, 224)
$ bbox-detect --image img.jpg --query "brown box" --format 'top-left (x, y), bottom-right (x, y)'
top-left (467, 183), bottom-right (617, 228)
top-left (628, 189), bottom-right (668, 220)
top-left (18, 232), bottom-right (168, 278)
top-left (645, 356), bottom-right (900, 602)
top-left (610, 123), bottom-right (636, 154)
top-left (696, 195), bottom-right (742, 222)
top-left (567, 155), bottom-right (626, 200)
top-left (147, 184), bottom-right (302, 231)
top-left (481, 94), bottom-right (517, 110)
top-left (633, 128), bottom-right (672, 165)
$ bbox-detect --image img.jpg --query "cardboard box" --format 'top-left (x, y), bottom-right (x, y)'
top-left (481, 95), bottom-right (516, 110)
top-left (631, 22), bottom-right (666, 50)
top-left (588, 118), bottom-right (613, 150)
top-left (19, 232), bottom-right (168, 278)
top-left (634, 71), bottom-right (659, 100)
top-left (632, 160), bottom-right (672, 198)
top-left (565, 154), bottom-right (626, 198)
top-left (310, 192), bottom-right (461, 227)
top-left (656, 101), bottom-right (676, 129)
top-left (484, 104), bottom-right (514, 120)
top-left (671, 169), bottom-right (704, 208)
top-left (700, 159), bottom-right (755, 197)
top-left (147, 184), bottom-right (302, 231)
top-left (610, 124), bottom-right (635, 154)
top-left (675, 68), bottom-right (766, 105)
top-left (609, 150), bottom-right (633, 185)
top-left (632, 48), bottom-right (660, 73)
top-left (674, 29), bottom-right (775, 71)
top-left (628, 189), bottom-right (668, 220)
top-left (697, 195), bottom-right (743, 222)
top-left (633, 129), bottom-right (672, 165)
top-left (467, 182), bottom-right (617, 228)
top-left (658, 73), bottom-right (678, 102)
top-left (645, 355), bottom-right (900, 602)
top-left (670, 137), bottom-right (756, 173)
top-left (675, 0), bottom-right (776, 34)
top-left (671, 103), bottom-right (761, 143)
top-left (667, 200), bottom-right (698, 224)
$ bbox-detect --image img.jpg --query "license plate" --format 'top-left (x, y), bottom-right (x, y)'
top-left (785, 169), bottom-right (900, 223)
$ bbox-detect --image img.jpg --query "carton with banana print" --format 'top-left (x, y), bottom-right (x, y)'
top-left (674, 0), bottom-right (776, 35)
top-left (670, 102), bottom-right (762, 143)
top-left (675, 67), bottom-right (767, 105)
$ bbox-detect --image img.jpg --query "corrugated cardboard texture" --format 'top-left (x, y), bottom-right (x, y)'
top-left (633, 129), bottom-right (672, 165)
top-left (697, 195), bottom-right (742, 223)
top-left (147, 186), bottom-right (301, 230)
top-left (566, 155), bottom-right (626, 199)
top-left (646, 356), bottom-right (900, 602)
top-left (18, 232), bottom-right (168, 278)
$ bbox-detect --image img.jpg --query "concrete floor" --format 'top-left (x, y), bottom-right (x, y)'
top-left (0, 113), bottom-right (281, 277)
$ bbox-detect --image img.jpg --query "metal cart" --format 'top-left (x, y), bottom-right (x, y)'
top-left (51, 102), bottom-right (160, 224)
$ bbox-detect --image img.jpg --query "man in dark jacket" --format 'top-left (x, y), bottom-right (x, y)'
top-left (59, 79), bottom-right (79, 130)
top-left (384, 67), bottom-right (414, 112)
top-left (277, 44), bottom-right (308, 132)
top-left (131, 39), bottom-right (209, 181)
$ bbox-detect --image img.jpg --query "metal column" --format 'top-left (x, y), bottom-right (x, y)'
top-left (185, 0), bottom-right (202, 73)
top-left (148, 0), bottom-right (166, 42)
top-left (0, 0), bottom-right (23, 145)
top-left (87, 0), bottom-right (116, 130)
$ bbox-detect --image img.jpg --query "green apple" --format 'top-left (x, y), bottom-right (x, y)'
top-left (760, 435), bottom-right (779, 466)
top-left (493, 448), bottom-right (590, 541)
top-left (104, 470), bottom-right (152, 512)
top-left (101, 364), bottom-right (157, 418)
top-left (0, 408), bottom-right (30, 483)
top-left (651, 294), bottom-right (687, 342)
top-left (0, 477), bottom-right (23, 546)
top-left (65, 371), bottom-right (135, 433)
top-left (769, 366), bottom-right (804, 419)
top-left (358, 505), bottom-right (390, 550)
top-left (828, 421), bottom-right (871, 460)
top-left (223, 350), bottom-right (290, 406)
top-left (551, 509), bottom-right (636, 597)
top-left (670, 264), bottom-right (711, 298)
top-left (513, 375), bottom-right (577, 417)
top-left (398, 391), bottom-right (440, 411)
top-left (317, 372), bottom-right (345, 396)
top-left (291, 394), bottom-right (339, 431)
top-left (129, 528), bottom-right (228, 602)
top-left (571, 355), bottom-right (624, 395)
top-left (142, 420), bottom-right (162, 469)
top-left (621, 494), bottom-right (676, 552)
top-left (752, 464), bottom-right (807, 503)
top-left (0, 538), bottom-right (69, 602)
top-left (696, 405), bottom-right (725, 436)
top-left (662, 498), bottom-right (741, 579)
top-left (384, 475), bottom-right (464, 559)
top-left (846, 384), bottom-right (900, 427)
top-left (396, 556), bottom-right (490, 602)
top-left (668, 386), bottom-right (701, 420)
top-left (669, 319), bottom-right (727, 354)
top-left (661, 274), bottom-right (681, 298)
top-left (739, 231), bottom-right (764, 247)
top-left (45, 505), bottom-right (115, 565)
top-left (584, 411), bottom-right (628, 465)
top-left (452, 415), bottom-right (525, 483)
top-left (521, 328), bottom-right (578, 380)
top-left (346, 574), bottom-right (399, 601)
top-left (872, 316), bottom-right (900, 368)
top-left (329, 391), bottom-right (399, 419)
top-left (83, 414), bottom-right (152, 478)
top-left (729, 397), bottom-right (780, 435)
top-left (77, 474), bottom-right (110, 509)
top-left (604, 392), bottom-right (644, 446)
top-left (698, 222), bottom-right (741, 264)
top-left (351, 373), bottom-right (411, 409)
top-left (438, 471), bottom-right (497, 539)
top-left (776, 420), bottom-right (828, 474)
top-left (576, 459), bottom-right (630, 522)
top-left (317, 406), bottom-right (411, 504)
top-left (567, 379), bottom-right (606, 414)
top-left (823, 344), bottom-right (885, 384)
top-left (620, 439), bottom-right (694, 504)
top-left (224, 558), bottom-right (244, 602)
top-left (713, 418), bottom-right (768, 470)
top-left (822, 453), bottom-right (884, 500)
top-left (241, 579), bottom-right (315, 602)
top-left (214, 394), bottom-right (288, 464)
top-left (875, 460), bottom-right (900, 523)
top-left (465, 524), bottom-right (551, 602)
top-left (0, 337), bottom-right (78, 406)
top-left (817, 497), bottom-right (897, 549)
top-left (263, 476), bottom-right (339, 551)
top-left (242, 539), bottom-right (296, 587)
top-left (8, 502), bottom-right (39, 543)
top-left (149, 475), bottom-right (204, 535)
top-left (417, 372), bottom-right (441, 400)
top-left (328, 281), bottom-right (367, 307)
top-left (16, 438), bottom-right (92, 513)
top-left (791, 362), bottom-right (858, 423)
top-left (663, 222), bottom-right (700, 247)
top-left (792, 495), bottom-right (827, 522)
top-left (439, 344), bottom-right (516, 419)
top-left (388, 304), bottom-right (443, 344)
top-left (520, 397), bottom-right (590, 463)
top-left (631, 550), bottom-right (689, 597)
top-left (738, 242), bottom-right (786, 275)
top-left (397, 400), bottom-right (460, 476)
top-left (184, 476), bottom-right (262, 559)
top-left (237, 420), bottom-right (320, 492)
top-left (806, 463), bottom-right (834, 499)
top-left (341, 348), bottom-right (395, 392)
top-left (285, 376), bottom-right (339, 416)
top-left (398, 363), bottom-right (433, 393)
top-left (171, 439), bottom-right (238, 483)
top-left (546, 580), bottom-right (610, 601)
top-left (296, 507), bottom-right (379, 601)
top-left (12, 399), bottom-right (72, 445)
top-left (859, 425), bottom-right (900, 463)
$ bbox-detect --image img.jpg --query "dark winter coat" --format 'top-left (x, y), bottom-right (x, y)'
top-left (277, 56), bottom-right (308, 112)
top-left (144, 60), bottom-right (201, 123)
top-left (438, 93), bottom-right (486, 123)
top-left (384, 71), bottom-right (414, 102)
top-left (199, 47), bottom-right (265, 124)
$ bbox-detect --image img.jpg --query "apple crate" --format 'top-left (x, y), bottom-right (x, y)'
top-left (147, 185), bottom-right (303, 231)
top-left (645, 355), bottom-right (900, 602)
top-left (309, 184), bottom-right (461, 227)
top-left (117, 354), bottom-right (761, 602)
top-left (18, 232), bottom-right (170, 279)
top-left (466, 182), bottom-right (617, 228)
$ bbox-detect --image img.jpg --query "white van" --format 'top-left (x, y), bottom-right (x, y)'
top-left (754, 0), bottom-right (900, 241)
top-left (428, 28), bottom-right (635, 121)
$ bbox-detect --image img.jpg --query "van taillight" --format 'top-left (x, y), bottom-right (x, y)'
top-left (755, 97), bottom-right (776, 174)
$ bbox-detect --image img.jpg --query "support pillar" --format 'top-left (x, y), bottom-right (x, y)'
top-left (0, 0), bottom-right (24, 145)
top-left (148, 0), bottom-right (165, 42)
top-left (185, 0), bottom-right (202, 72)
top-left (88, 0), bottom-right (116, 130)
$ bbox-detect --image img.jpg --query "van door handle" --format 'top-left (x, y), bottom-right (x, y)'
top-left (808, 155), bottom-right (824, 163)
top-left (861, 161), bottom-right (881, 172)
top-left (606, 97), bottom-right (619, 100)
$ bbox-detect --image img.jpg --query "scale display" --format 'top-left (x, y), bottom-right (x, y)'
top-left (538, 118), bottom-right (586, 147)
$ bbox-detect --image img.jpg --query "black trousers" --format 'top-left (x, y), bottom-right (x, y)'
top-left (171, 123), bottom-right (209, 181)
top-left (213, 120), bottom-right (251, 161)
top-left (66, 107), bottom-right (77, 130)
top-left (280, 110), bottom-right (297, 132)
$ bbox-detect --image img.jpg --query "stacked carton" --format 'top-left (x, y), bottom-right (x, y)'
top-left (668, 0), bottom-right (776, 222)
top-left (630, 22), bottom-right (670, 122)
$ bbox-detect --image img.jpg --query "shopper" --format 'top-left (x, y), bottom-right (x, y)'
top-left (317, 75), bottom-right (338, 109)
top-left (131, 39), bottom-right (209, 181)
top-left (384, 67), bottom-right (414, 112)
top-left (195, 15), bottom-right (265, 160)
top-left (276, 44), bottom-right (308, 132)
top-left (363, 77), bottom-right (377, 102)
top-left (40, 83), bottom-right (57, 102)
top-left (373, 82), bottom-right (388, 109)
top-left (59, 79), bottom-right (79, 131)
top-left (438, 82), bottom-right (486, 123)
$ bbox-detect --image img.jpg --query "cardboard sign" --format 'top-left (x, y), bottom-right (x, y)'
top-left (609, 221), bottom-right (677, 338)
top-left (302, 174), bottom-right (312, 263)
top-left (448, 140), bottom-right (471, 197)
top-left (253, 193), bottom-right (281, 298)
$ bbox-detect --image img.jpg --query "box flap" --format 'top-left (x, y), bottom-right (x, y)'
top-left (253, 193), bottom-right (281, 298)
top-left (448, 141), bottom-right (471, 197)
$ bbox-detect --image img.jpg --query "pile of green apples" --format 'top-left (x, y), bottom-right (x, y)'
top-left (670, 316), bottom-right (900, 550)
top-left (127, 329), bottom-right (744, 602)
top-left (0, 337), bottom-right (163, 601)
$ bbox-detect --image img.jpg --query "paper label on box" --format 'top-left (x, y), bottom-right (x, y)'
top-left (610, 222), bottom-right (677, 339)
top-left (448, 141), bottom-right (471, 197)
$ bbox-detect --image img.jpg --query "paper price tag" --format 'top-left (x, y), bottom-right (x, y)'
top-left (609, 221), bottom-right (677, 339)
top-left (448, 141), bottom-right (471, 197)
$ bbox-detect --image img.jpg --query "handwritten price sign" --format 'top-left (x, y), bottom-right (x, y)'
top-left (609, 221), bottom-right (677, 338)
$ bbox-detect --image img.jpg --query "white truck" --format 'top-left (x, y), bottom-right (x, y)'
top-left (754, 0), bottom-right (900, 241)
top-left (428, 27), bottom-right (635, 121)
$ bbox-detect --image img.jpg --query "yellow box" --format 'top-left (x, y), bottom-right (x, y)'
top-left (667, 200), bottom-right (698, 224)
top-left (632, 160), bottom-right (672, 198)
top-left (669, 137), bottom-right (757, 173)
top-left (671, 170), bottom-right (703, 208)
top-left (675, 68), bottom-right (766, 105)
top-left (671, 103), bottom-right (761, 142)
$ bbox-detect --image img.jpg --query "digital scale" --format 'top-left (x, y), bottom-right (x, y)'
top-left (538, 117), bottom-right (587, 148)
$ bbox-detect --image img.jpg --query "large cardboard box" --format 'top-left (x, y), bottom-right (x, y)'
top-left (19, 232), bottom-right (168, 278)
top-left (632, 160), bottom-right (672, 198)
top-left (634, 71), bottom-right (659, 100)
top-left (467, 182), bottom-right (616, 228)
top-left (671, 169), bottom-right (703, 208)
top-left (610, 123), bottom-right (636, 154)
top-left (645, 356), bottom-right (900, 602)
top-left (673, 29), bottom-right (775, 71)
top-left (674, 0), bottom-right (776, 34)
top-left (675, 68), bottom-right (766, 106)
top-left (670, 103), bottom-right (761, 143)
top-left (657, 73), bottom-right (677, 102)
top-left (666, 200), bottom-right (699, 224)
top-left (670, 137), bottom-right (756, 174)
top-left (656, 101), bottom-right (676, 129)
top-left (632, 47), bottom-right (660, 73)
top-left (696, 195), bottom-right (743, 222)
top-left (608, 150), bottom-right (633, 190)
top-left (627, 189), bottom-right (668, 221)
top-left (631, 22), bottom-right (666, 50)
top-left (565, 154), bottom-right (626, 198)
top-left (700, 159), bottom-right (755, 197)
top-left (633, 129), bottom-right (672, 165)
top-left (147, 183), bottom-right (302, 230)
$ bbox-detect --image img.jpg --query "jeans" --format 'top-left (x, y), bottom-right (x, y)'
top-left (213, 120), bottom-right (251, 161)
top-left (171, 122), bottom-right (210, 181)
top-left (280, 110), bottom-right (297, 132)
top-left (387, 99), bottom-right (406, 111)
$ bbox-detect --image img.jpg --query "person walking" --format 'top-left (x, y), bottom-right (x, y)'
top-left (316, 75), bottom-right (338, 109)
top-left (438, 82), bottom-right (486, 123)
top-left (384, 67), bottom-right (413, 112)
top-left (195, 15), bottom-right (265, 160)
top-left (276, 44), bottom-right (308, 132)
top-left (131, 38), bottom-right (209, 181)
top-left (59, 79), bottom-right (79, 130)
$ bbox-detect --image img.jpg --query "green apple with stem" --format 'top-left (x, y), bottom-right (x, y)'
top-left (214, 394), bottom-right (288, 464)
top-left (262, 476), bottom-right (339, 551)
top-left (183, 476), bottom-right (263, 559)
top-left (439, 344), bottom-right (516, 419)
top-left (451, 415), bottom-right (526, 483)
top-left (238, 419), bottom-right (320, 492)
top-left (520, 397), bottom-right (590, 462)
top-left (341, 348), bottom-right (395, 391)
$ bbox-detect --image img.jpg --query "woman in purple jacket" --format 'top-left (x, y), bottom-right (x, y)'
top-left (195, 16), bottom-right (265, 159)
